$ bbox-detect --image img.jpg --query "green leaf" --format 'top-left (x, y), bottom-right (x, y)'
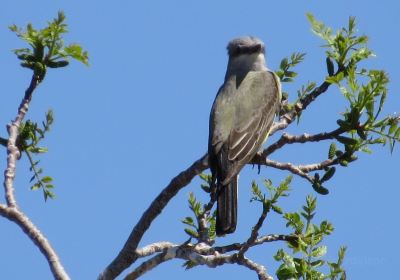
top-left (280, 57), bottom-right (288, 69)
top-left (276, 265), bottom-right (297, 280)
top-left (182, 260), bottom-right (198, 270)
top-left (311, 246), bottom-right (327, 258)
top-left (335, 135), bottom-right (358, 145)
top-left (199, 173), bottom-right (211, 183)
top-left (272, 204), bottom-right (283, 214)
top-left (338, 246), bottom-right (347, 264)
top-left (41, 176), bottom-right (53, 183)
top-left (395, 127), bottom-right (400, 140)
top-left (184, 228), bottom-right (199, 238)
top-left (284, 212), bottom-right (304, 233)
top-left (310, 259), bottom-right (325, 268)
top-left (321, 167), bottom-right (336, 182)
top-left (326, 57), bottom-right (335, 76)
top-left (389, 122), bottom-right (397, 135)
top-left (328, 142), bottom-right (337, 159)
top-left (63, 44), bottom-right (89, 65)
top-left (30, 147), bottom-right (48, 153)
top-left (46, 60), bottom-right (69, 68)
top-left (200, 184), bottom-right (210, 193)
top-left (285, 71), bottom-right (297, 78)
top-left (182, 217), bottom-right (195, 227)
top-left (31, 183), bottom-right (41, 191)
top-left (312, 182), bottom-right (329, 195)
top-left (44, 189), bottom-right (55, 201)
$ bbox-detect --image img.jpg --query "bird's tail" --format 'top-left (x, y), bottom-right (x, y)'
top-left (216, 176), bottom-right (238, 236)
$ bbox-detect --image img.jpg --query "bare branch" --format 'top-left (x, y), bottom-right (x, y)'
top-left (3, 75), bottom-right (38, 207)
top-left (126, 241), bottom-right (274, 280)
top-left (238, 203), bottom-right (269, 258)
top-left (298, 158), bottom-right (340, 173)
top-left (261, 158), bottom-right (315, 183)
top-left (124, 251), bottom-right (173, 280)
top-left (125, 232), bottom-right (296, 280)
top-left (0, 204), bottom-right (70, 280)
top-left (198, 193), bottom-right (217, 244)
top-left (215, 234), bottom-right (294, 254)
top-left (263, 128), bottom-right (344, 157)
top-left (237, 256), bottom-right (273, 280)
top-left (135, 242), bottom-right (176, 258)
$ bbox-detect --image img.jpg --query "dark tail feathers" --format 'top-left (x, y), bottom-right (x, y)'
top-left (216, 176), bottom-right (238, 236)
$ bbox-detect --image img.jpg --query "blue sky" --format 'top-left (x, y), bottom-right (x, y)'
top-left (1, 1), bottom-right (399, 279)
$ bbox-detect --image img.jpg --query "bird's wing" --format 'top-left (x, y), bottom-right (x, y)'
top-left (226, 71), bottom-right (280, 182)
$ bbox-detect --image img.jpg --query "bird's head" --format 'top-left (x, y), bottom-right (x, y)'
top-left (227, 36), bottom-right (265, 58)
top-left (225, 36), bottom-right (267, 81)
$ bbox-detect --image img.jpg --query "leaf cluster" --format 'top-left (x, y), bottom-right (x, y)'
top-left (18, 110), bottom-right (55, 201)
top-left (276, 53), bottom-right (306, 83)
top-left (287, 14), bottom-right (400, 195)
top-left (275, 196), bottom-right (346, 280)
top-left (10, 11), bottom-right (88, 81)
top-left (275, 53), bottom-right (306, 106)
top-left (307, 14), bottom-right (399, 154)
top-left (333, 68), bottom-right (398, 153)
top-left (250, 175), bottom-right (292, 215)
top-left (181, 173), bottom-right (216, 243)
top-left (307, 14), bottom-right (372, 69)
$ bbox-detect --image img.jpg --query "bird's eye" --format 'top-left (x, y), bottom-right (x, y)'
top-left (235, 46), bottom-right (242, 54)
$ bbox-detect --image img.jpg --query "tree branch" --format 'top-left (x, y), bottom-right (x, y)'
top-left (238, 202), bottom-right (270, 258)
top-left (99, 155), bottom-right (209, 280)
top-left (261, 159), bottom-right (315, 183)
top-left (124, 251), bottom-right (173, 280)
top-left (263, 128), bottom-right (344, 157)
top-left (237, 256), bottom-right (273, 280)
top-left (215, 234), bottom-right (297, 254)
top-left (1, 74), bottom-right (70, 280)
top-left (3, 75), bottom-right (38, 207)
top-left (125, 232), bottom-right (298, 280)
top-left (135, 241), bottom-right (176, 258)
top-left (0, 204), bottom-right (70, 280)
top-left (198, 192), bottom-right (217, 244)
top-left (270, 78), bottom-right (336, 136)
top-left (126, 241), bottom-right (274, 280)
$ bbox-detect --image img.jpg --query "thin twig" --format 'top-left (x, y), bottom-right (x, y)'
top-left (198, 193), bottom-right (217, 244)
top-left (262, 159), bottom-right (315, 183)
top-left (238, 203), bottom-right (269, 258)
top-left (215, 234), bottom-right (296, 253)
top-left (270, 80), bottom-right (333, 136)
top-left (263, 128), bottom-right (344, 157)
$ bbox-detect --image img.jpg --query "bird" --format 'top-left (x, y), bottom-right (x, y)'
top-left (208, 36), bottom-right (281, 236)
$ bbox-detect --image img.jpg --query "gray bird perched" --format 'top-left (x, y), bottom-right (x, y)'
top-left (208, 36), bottom-right (281, 235)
